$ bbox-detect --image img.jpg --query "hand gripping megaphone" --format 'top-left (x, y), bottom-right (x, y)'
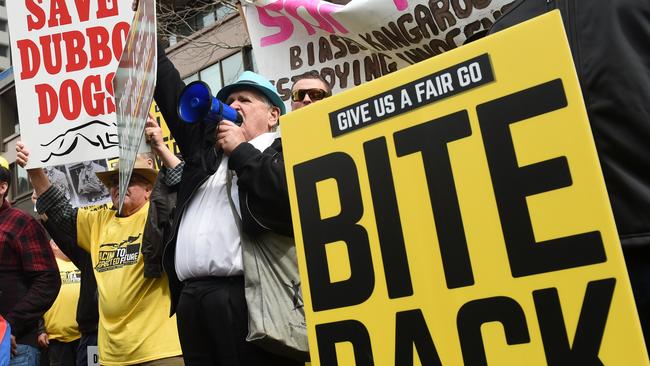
top-left (177, 81), bottom-right (243, 125)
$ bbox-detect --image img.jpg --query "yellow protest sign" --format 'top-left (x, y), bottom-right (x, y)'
top-left (281, 11), bottom-right (648, 365)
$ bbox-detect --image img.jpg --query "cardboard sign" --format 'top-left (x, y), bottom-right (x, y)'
top-left (7, 0), bottom-right (133, 168)
top-left (281, 12), bottom-right (649, 365)
top-left (242, 0), bottom-right (514, 110)
top-left (113, 0), bottom-right (157, 213)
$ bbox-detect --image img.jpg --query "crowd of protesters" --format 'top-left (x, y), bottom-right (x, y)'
top-left (3, 0), bottom-right (650, 364)
top-left (2, 40), bottom-right (330, 364)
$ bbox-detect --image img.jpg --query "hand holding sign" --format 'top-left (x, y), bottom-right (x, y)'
top-left (6, 0), bottom-right (134, 168)
top-left (144, 114), bottom-right (164, 149)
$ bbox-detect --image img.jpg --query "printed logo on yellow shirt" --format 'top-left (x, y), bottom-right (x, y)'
top-left (60, 269), bottom-right (81, 285)
top-left (95, 234), bottom-right (142, 272)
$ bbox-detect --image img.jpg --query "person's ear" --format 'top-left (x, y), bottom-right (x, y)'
top-left (268, 106), bottom-right (280, 130)
top-left (144, 184), bottom-right (153, 200)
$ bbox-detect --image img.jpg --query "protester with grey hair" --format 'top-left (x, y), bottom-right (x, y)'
top-left (154, 37), bottom-right (307, 364)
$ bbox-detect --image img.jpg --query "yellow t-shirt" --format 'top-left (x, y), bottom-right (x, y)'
top-left (44, 258), bottom-right (81, 343)
top-left (76, 203), bottom-right (182, 366)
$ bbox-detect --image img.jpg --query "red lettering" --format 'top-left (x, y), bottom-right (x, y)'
top-left (97, 0), bottom-right (119, 19)
top-left (48, 0), bottom-right (73, 28)
top-left (62, 31), bottom-right (87, 72)
top-left (38, 74), bottom-right (114, 123)
top-left (83, 75), bottom-right (105, 116)
top-left (105, 72), bottom-right (115, 114)
top-left (39, 34), bottom-right (63, 74)
top-left (16, 39), bottom-right (41, 80)
top-left (35, 83), bottom-right (58, 124)
top-left (86, 26), bottom-right (111, 68)
top-left (74, 0), bottom-right (91, 22)
top-left (26, 0), bottom-right (46, 31)
top-left (59, 79), bottom-right (82, 120)
top-left (17, 21), bottom-right (130, 80)
top-left (112, 22), bottom-right (130, 61)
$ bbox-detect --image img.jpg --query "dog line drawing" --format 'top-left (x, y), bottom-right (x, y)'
top-left (40, 121), bottom-right (118, 163)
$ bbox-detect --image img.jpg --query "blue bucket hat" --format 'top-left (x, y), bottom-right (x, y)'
top-left (216, 71), bottom-right (286, 115)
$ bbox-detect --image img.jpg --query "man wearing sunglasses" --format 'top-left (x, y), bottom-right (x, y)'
top-left (290, 71), bottom-right (332, 111)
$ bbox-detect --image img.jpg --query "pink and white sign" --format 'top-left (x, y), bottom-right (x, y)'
top-left (243, 0), bottom-right (514, 110)
top-left (7, 0), bottom-right (134, 168)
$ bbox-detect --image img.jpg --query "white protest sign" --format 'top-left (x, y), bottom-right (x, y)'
top-left (7, 0), bottom-right (134, 168)
top-left (113, 0), bottom-right (157, 213)
top-left (243, 0), bottom-right (514, 110)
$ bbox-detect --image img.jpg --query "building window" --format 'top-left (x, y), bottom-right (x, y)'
top-left (183, 73), bottom-right (199, 85)
top-left (221, 52), bottom-right (244, 86)
top-left (199, 62), bottom-right (222, 94)
top-left (165, 1), bottom-right (236, 45)
top-left (0, 20), bottom-right (7, 32)
top-left (250, 49), bottom-right (258, 73)
top-left (187, 51), bottom-right (246, 95)
top-left (0, 45), bottom-right (8, 58)
top-left (10, 163), bottom-right (33, 200)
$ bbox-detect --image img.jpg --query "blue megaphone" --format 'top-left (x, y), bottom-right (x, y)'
top-left (177, 81), bottom-right (243, 125)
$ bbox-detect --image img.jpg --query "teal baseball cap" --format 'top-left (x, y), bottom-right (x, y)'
top-left (216, 71), bottom-right (286, 115)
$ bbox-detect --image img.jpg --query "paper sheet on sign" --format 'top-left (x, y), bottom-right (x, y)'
top-left (114, 0), bottom-right (157, 214)
top-left (6, 1), bottom-right (133, 168)
top-left (282, 11), bottom-right (649, 365)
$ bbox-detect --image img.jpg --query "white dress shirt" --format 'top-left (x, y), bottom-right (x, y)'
top-left (175, 132), bottom-right (279, 281)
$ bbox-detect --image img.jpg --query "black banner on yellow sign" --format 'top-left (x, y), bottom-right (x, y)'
top-left (281, 11), bottom-right (648, 365)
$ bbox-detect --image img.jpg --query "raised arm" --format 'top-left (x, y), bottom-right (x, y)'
top-left (17, 142), bottom-right (52, 196)
top-left (145, 113), bottom-right (181, 169)
top-left (16, 142), bottom-right (79, 244)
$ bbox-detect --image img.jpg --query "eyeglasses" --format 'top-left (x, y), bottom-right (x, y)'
top-left (291, 88), bottom-right (330, 102)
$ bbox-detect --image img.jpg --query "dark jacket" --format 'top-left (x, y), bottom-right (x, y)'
top-left (154, 45), bottom-right (293, 314)
top-left (488, 0), bottom-right (650, 247)
top-left (142, 166), bottom-right (179, 278)
top-left (0, 201), bottom-right (60, 347)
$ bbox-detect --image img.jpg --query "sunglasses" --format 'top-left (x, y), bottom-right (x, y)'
top-left (291, 88), bottom-right (330, 102)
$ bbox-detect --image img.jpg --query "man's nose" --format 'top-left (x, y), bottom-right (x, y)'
top-left (229, 101), bottom-right (243, 111)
